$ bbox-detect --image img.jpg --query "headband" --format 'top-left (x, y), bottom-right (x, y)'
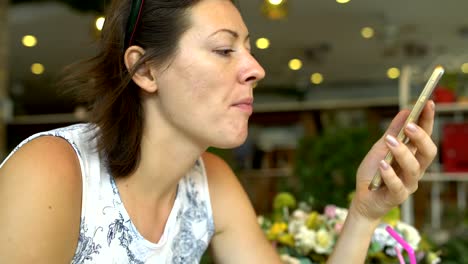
top-left (125, 0), bottom-right (145, 48)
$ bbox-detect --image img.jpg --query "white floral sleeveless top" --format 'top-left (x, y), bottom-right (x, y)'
top-left (1, 124), bottom-right (215, 263)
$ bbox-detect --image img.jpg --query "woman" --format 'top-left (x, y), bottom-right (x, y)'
top-left (0, 0), bottom-right (437, 263)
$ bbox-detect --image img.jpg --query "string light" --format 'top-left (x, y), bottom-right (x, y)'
top-left (22, 35), bottom-right (37, 47)
top-left (461, 63), bottom-right (468, 74)
top-left (262, 0), bottom-right (288, 20)
top-left (310, 73), bottom-right (324, 84)
top-left (336, 0), bottom-right (351, 4)
top-left (31, 63), bottom-right (45, 75)
top-left (289, 59), bottom-right (302, 71)
top-left (387, 67), bottom-right (400, 79)
top-left (268, 0), bottom-right (283, 5)
top-left (361, 27), bottom-right (375, 39)
top-left (256, 38), bottom-right (270, 49)
top-left (95, 16), bottom-right (105, 31)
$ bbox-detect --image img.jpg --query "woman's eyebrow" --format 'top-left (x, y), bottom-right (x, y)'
top-left (209, 28), bottom-right (250, 41)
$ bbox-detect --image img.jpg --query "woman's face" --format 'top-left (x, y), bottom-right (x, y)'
top-left (153, 0), bottom-right (265, 149)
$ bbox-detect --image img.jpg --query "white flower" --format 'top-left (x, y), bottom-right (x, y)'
top-left (294, 226), bottom-right (317, 255)
top-left (384, 244), bottom-right (403, 257)
top-left (371, 222), bottom-right (421, 257)
top-left (372, 225), bottom-right (398, 253)
top-left (426, 252), bottom-right (441, 264)
top-left (292, 209), bottom-right (307, 221)
top-left (298, 201), bottom-right (311, 212)
top-left (288, 219), bottom-right (305, 235)
top-left (335, 207), bottom-right (348, 221)
top-left (396, 222), bottom-right (421, 250)
top-left (257, 216), bottom-right (265, 226)
top-left (313, 228), bottom-right (334, 254)
top-left (280, 254), bottom-right (301, 264)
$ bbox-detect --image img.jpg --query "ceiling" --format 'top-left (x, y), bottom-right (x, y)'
top-left (6, 0), bottom-right (468, 113)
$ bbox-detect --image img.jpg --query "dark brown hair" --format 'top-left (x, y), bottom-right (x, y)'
top-left (60, 0), bottom-right (202, 177)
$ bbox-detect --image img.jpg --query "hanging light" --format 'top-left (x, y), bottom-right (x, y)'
top-left (289, 59), bottom-right (302, 71)
top-left (461, 63), bottom-right (468, 74)
top-left (310, 73), bottom-right (324, 84)
top-left (268, 0), bottom-right (283, 5)
top-left (95, 16), bottom-right (105, 31)
top-left (387, 67), bottom-right (400, 79)
top-left (361, 27), bottom-right (375, 39)
top-left (31, 63), bottom-right (45, 75)
top-left (261, 0), bottom-right (288, 20)
top-left (22, 35), bottom-right (37, 47)
top-left (256, 37), bottom-right (270, 49)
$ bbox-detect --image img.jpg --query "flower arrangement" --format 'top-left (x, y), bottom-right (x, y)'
top-left (258, 192), bottom-right (441, 264)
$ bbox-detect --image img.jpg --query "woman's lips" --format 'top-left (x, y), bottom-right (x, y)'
top-left (232, 98), bottom-right (254, 114)
top-left (233, 103), bottom-right (253, 114)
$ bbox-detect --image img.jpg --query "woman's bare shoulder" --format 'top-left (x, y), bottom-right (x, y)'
top-left (200, 153), bottom-right (281, 263)
top-left (201, 151), bottom-right (252, 228)
top-left (0, 136), bottom-right (82, 262)
top-left (201, 151), bottom-right (232, 175)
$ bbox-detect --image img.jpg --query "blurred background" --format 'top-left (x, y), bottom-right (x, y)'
top-left (0, 0), bottom-right (467, 262)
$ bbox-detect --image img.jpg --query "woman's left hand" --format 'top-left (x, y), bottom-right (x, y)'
top-left (351, 100), bottom-right (438, 220)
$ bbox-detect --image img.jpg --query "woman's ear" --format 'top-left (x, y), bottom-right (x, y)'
top-left (124, 46), bottom-right (158, 93)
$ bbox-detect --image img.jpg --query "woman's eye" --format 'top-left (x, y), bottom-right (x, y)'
top-left (215, 49), bottom-right (234, 57)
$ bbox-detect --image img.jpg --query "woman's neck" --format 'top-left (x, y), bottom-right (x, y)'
top-left (121, 101), bottom-right (207, 203)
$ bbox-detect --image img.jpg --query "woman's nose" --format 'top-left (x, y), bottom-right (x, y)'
top-left (239, 52), bottom-right (266, 84)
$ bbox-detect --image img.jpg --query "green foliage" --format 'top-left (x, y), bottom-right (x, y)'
top-left (200, 252), bottom-right (214, 264)
top-left (293, 127), bottom-right (377, 208)
top-left (438, 72), bottom-right (459, 91)
top-left (437, 71), bottom-right (468, 97)
top-left (438, 229), bottom-right (468, 263)
top-left (382, 207), bottom-right (400, 226)
top-left (273, 192), bottom-right (297, 211)
top-left (207, 147), bottom-right (236, 168)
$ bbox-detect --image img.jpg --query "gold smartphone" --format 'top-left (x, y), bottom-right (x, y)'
top-left (368, 66), bottom-right (445, 191)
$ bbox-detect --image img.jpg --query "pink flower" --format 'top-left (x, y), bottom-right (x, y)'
top-left (324, 205), bottom-right (337, 219)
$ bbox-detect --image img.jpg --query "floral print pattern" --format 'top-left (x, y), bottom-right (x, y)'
top-left (71, 220), bottom-right (102, 263)
top-left (2, 124), bottom-right (215, 263)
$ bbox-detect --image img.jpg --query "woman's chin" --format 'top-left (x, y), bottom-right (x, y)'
top-left (212, 131), bottom-right (248, 149)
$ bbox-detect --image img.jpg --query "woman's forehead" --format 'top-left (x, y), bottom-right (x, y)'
top-left (186, 0), bottom-right (248, 38)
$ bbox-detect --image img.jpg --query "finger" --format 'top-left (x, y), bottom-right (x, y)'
top-left (385, 109), bottom-right (411, 137)
top-left (405, 141), bottom-right (417, 155)
top-left (385, 134), bottom-right (420, 188)
top-left (379, 160), bottom-right (408, 203)
top-left (404, 122), bottom-right (438, 171)
top-left (416, 100), bottom-right (435, 136)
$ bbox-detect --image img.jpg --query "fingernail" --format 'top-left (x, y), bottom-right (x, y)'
top-left (386, 135), bottom-right (399, 147)
top-left (380, 160), bottom-right (390, 170)
top-left (406, 122), bottom-right (417, 133)
top-left (430, 100), bottom-right (435, 111)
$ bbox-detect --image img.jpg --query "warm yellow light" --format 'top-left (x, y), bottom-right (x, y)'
top-left (268, 0), bottom-right (283, 5)
top-left (387, 67), bottom-right (400, 79)
top-left (336, 0), bottom-right (351, 4)
top-left (310, 73), bottom-right (324, 84)
top-left (361, 27), bottom-right (374, 39)
top-left (289, 59), bottom-right (302, 71)
top-left (256, 38), bottom-right (270, 49)
top-left (461, 63), bottom-right (468, 74)
top-left (96, 16), bottom-right (105, 31)
top-left (22, 35), bottom-right (37, 47)
top-left (31, 63), bottom-right (45, 75)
